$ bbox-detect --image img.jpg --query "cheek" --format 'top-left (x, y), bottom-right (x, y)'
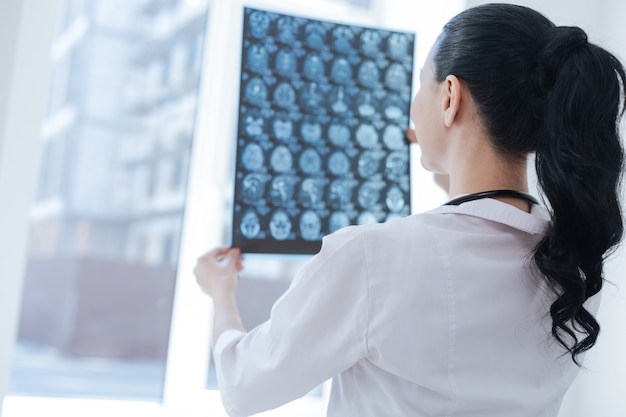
top-left (409, 95), bottom-right (419, 125)
top-left (410, 93), bottom-right (445, 172)
top-left (409, 95), bottom-right (426, 138)
top-left (410, 92), bottom-right (434, 142)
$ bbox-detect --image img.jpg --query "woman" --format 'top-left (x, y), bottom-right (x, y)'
top-left (195, 4), bottom-right (625, 416)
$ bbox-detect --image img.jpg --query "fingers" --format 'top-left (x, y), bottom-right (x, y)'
top-left (405, 128), bottom-right (417, 144)
top-left (197, 246), bottom-right (244, 269)
top-left (228, 248), bottom-right (244, 272)
top-left (199, 246), bottom-right (230, 261)
top-left (223, 247), bottom-right (241, 262)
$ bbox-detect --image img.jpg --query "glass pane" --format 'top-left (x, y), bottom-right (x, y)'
top-left (9, 0), bottom-right (209, 402)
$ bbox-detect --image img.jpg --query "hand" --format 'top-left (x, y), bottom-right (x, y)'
top-left (194, 247), bottom-right (243, 299)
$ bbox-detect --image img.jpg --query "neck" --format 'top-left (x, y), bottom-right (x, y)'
top-left (446, 138), bottom-right (531, 211)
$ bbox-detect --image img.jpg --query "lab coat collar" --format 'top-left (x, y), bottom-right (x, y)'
top-left (429, 198), bottom-right (550, 235)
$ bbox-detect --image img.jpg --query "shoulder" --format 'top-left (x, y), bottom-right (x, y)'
top-left (318, 212), bottom-right (442, 271)
top-left (336, 211), bottom-right (442, 246)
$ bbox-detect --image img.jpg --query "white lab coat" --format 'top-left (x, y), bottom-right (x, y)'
top-left (214, 199), bottom-right (596, 416)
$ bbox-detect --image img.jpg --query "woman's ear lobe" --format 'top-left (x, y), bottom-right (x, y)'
top-left (443, 75), bottom-right (462, 128)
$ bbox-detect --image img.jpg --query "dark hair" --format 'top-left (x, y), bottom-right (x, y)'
top-left (434, 4), bottom-right (625, 364)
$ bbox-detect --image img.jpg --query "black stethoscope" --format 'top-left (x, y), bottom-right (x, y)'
top-left (444, 189), bottom-right (540, 206)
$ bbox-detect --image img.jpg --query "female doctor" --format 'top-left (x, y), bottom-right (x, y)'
top-left (194, 3), bottom-right (626, 416)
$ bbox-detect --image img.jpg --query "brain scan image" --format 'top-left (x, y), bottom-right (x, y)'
top-left (328, 179), bottom-right (355, 208)
top-left (244, 115), bottom-right (264, 137)
top-left (385, 151), bottom-right (409, 181)
top-left (330, 58), bottom-right (352, 85)
top-left (241, 173), bottom-right (267, 204)
top-left (387, 33), bottom-right (410, 59)
top-left (248, 11), bottom-right (270, 39)
top-left (386, 212), bottom-right (403, 222)
top-left (300, 82), bottom-right (325, 112)
top-left (328, 123), bottom-right (350, 147)
top-left (357, 211), bottom-right (378, 225)
top-left (270, 175), bottom-right (297, 206)
top-left (299, 148), bottom-right (322, 175)
top-left (360, 30), bottom-right (382, 56)
top-left (330, 86), bottom-right (350, 115)
top-left (305, 22), bottom-right (326, 49)
top-left (241, 143), bottom-right (265, 171)
top-left (244, 77), bottom-right (268, 106)
top-left (269, 210), bottom-right (292, 240)
top-left (299, 178), bottom-right (326, 208)
top-left (383, 125), bottom-right (406, 150)
top-left (233, 8), bottom-right (415, 253)
top-left (273, 81), bottom-right (297, 109)
top-left (240, 210), bottom-right (261, 239)
top-left (358, 150), bottom-right (384, 179)
top-left (358, 61), bottom-right (380, 89)
top-left (298, 148), bottom-right (322, 175)
top-left (303, 53), bottom-right (325, 81)
top-left (328, 150), bottom-right (351, 176)
top-left (276, 16), bottom-right (298, 44)
top-left (332, 26), bottom-right (355, 53)
top-left (329, 211), bottom-right (350, 233)
top-left (383, 94), bottom-right (405, 120)
top-left (246, 44), bottom-right (269, 73)
top-left (357, 91), bottom-right (377, 118)
top-left (356, 124), bottom-right (379, 148)
top-left (358, 181), bottom-right (383, 209)
top-left (301, 120), bottom-right (322, 143)
top-left (270, 145), bottom-right (293, 173)
top-left (300, 210), bottom-right (322, 241)
top-left (385, 63), bottom-right (408, 91)
top-left (273, 116), bottom-right (293, 140)
top-left (275, 49), bottom-right (297, 77)
top-left (385, 185), bottom-right (405, 212)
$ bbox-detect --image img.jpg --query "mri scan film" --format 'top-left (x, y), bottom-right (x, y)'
top-left (232, 7), bottom-right (415, 254)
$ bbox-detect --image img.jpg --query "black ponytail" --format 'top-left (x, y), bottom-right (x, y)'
top-left (434, 4), bottom-right (626, 363)
top-left (534, 27), bottom-right (625, 362)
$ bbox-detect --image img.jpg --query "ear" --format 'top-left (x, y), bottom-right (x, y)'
top-left (442, 75), bottom-right (463, 128)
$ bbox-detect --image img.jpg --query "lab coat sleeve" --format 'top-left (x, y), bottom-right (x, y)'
top-left (213, 227), bottom-right (370, 417)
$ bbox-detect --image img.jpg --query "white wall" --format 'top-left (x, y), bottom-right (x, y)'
top-left (0, 0), bottom-right (61, 415)
top-left (0, 2), bottom-right (22, 413)
top-left (0, 1), bottom-right (20, 168)
top-left (464, 2), bottom-right (626, 416)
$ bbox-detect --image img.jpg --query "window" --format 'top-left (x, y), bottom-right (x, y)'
top-left (56, 0), bottom-right (86, 34)
top-left (47, 54), bottom-right (72, 116)
top-left (8, 0), bottom-right (210, 402)
top-left (35, 133), bottom-right (68, 201)
top-left (4, 1), bottom-right (461, 416)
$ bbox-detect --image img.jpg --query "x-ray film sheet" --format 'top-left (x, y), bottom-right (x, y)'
top-left (231, 7), bottom-right (415, 254)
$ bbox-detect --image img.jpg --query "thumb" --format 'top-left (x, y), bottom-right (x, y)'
top-left (225, 247), bottom-right (242, 265)
top-left (405, 128), bottom-right (417, 144)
